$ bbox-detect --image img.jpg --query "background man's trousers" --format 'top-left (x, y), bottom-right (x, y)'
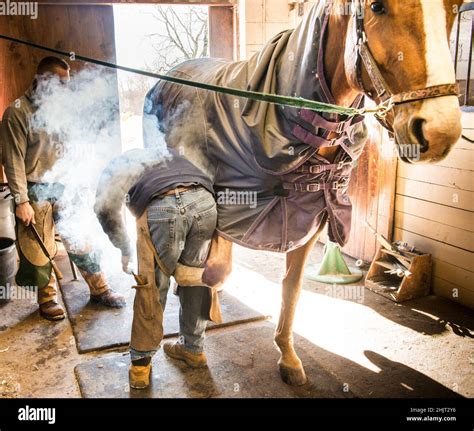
top-left (16, 182), bottom-right (108, 304)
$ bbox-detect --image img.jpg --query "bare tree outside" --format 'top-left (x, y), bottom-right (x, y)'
top-left (145, 5), bottom-right (209, 74)
top-left (118, 74), bottom-right (155, 116)
top-left (114, 4), bottom-right (209, 149)
top-left (117, 5), bottom-right (209, 116)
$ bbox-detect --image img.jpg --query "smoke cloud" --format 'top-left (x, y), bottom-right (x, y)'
top-left (30, 67), bottom-right (168, 289)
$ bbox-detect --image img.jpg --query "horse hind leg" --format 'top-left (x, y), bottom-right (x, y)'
top-left (274, 229), bottom-right (322, 386)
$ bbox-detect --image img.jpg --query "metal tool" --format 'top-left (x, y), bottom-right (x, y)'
top-left (69, 259), bottom-right (78, 281)
top-left (29, 224), bottom-right (63, 282)
top-left (365, 221), bottom-right (396, 251)
top-left (131, 272), bottom-right (146, 286)
top-left (384, 266), bottom-right (412, 278)
top-left (365, 221), bottom-right (411, 269)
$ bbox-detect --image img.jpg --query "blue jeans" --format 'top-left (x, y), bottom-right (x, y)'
top-left (131, 186), bottom-right (217, 361)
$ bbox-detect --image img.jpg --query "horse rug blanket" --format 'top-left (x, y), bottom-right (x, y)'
top-left (145, 2), bottom-right (368, 253)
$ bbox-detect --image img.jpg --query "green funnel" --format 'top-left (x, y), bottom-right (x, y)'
top-left (305, 241), bottom-right (364, 284)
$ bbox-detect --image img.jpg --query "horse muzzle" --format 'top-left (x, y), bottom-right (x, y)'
top-left (392, 95), bottom-right (462, 164)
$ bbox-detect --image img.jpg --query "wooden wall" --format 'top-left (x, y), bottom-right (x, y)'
top-left (0, 4), bottom-right (120, 162)
top-left (242, 0), bottom-right (291, 59)
top-left (394, 111), bottom-right (474, 310)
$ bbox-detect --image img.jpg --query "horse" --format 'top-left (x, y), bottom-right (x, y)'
top-left (144, 0), bottom-right (464, 386)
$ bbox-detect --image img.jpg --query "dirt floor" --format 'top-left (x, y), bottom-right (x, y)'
top-left (0, 243), bottom-right (472, 398)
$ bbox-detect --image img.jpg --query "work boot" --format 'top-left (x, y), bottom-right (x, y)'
top-left (90, 289), bottom-right (126, 308)
top-left (129, 364), bottom-right (152, 390)
top-left (81, 271), bottom-right (126, 308)
top-left (37, 273), bottom-right (58, 306)
top-left (163, 341), bottom-right (207, 368)
top-left (39, 301), bottom-right (65, 321)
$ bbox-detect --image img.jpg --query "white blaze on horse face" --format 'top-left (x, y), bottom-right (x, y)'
top-left (412, 0), bottom-right (461, 162)
top-left (420, 0), bottom-right (456, 86)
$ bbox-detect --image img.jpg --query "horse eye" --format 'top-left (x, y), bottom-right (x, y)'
top-left (370, 2), bottom-right (385, 14)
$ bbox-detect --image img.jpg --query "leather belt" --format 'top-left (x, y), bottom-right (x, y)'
top-left (161, 186), bottom-right (197, 197)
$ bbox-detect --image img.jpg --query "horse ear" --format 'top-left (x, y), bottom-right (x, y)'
top-left (344, 15), bottom-right (363, 93)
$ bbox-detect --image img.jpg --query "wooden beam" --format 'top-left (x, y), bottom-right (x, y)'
top-left (37, 0), bottom-right (236, 5)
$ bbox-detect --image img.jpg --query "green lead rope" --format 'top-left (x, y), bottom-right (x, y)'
top-left (0, 34), bottom-right (361, 117)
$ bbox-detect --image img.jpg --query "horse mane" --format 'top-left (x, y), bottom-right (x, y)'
top-left (325, 0), bottom-right (354, 23)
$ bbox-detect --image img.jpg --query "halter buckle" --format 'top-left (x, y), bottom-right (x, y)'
top-left (357, 30), bottom-right (368, 46)
top-left (375, 98), bottom-right (395, 119)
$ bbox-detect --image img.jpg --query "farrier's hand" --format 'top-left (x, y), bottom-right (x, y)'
top-left (121, 255), bottom-right (132, 274)
top-left (15, 202), bottom-right (36, 226)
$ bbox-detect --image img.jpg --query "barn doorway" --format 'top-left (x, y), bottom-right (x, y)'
top-left (113, 3), bottom-right (235, 151)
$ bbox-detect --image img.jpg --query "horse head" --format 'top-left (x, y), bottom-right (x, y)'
top-left (342, 0), bottom-right (464, 163)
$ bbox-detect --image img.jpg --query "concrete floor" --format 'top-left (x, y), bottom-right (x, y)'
top-left (0, 243), bottom-right (472, 398)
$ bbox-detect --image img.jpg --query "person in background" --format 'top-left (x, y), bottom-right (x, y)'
top-left (1, 56), bottom-right (125, 321)
top-left (94, 148), bottom-right (222, 390)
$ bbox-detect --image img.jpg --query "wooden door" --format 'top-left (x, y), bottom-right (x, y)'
top-left (343, 125), bottom-right (397, 262)
top-left (0, 4), bottom-right (120, 164)
top-left (319, 123), bottom-right (398, 263)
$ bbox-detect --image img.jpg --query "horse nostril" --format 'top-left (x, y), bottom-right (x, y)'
top-left (410, 118), bottom-right (429, 153)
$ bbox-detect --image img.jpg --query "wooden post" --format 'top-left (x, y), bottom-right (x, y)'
top-left (209, 6), bottom-right (236, 60)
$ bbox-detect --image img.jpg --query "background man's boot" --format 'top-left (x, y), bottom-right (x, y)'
top-left (40, 301), bottom-right (65, 321)
top-left (38, 274), bottom-right (65, 321)
top-left (81, 271), bottom-right (126, 308)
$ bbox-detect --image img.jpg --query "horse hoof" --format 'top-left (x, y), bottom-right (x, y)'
top-left (279, 364), bottom-right (307, 386)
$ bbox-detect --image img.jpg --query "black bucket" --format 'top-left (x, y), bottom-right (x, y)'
top-left (0, 191), bottom-right (15, 240)
top-left (0, 238), bottom-right (18, 304)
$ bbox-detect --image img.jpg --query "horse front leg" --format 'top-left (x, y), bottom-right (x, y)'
top-left (274, 229), bottom-right (322, 386)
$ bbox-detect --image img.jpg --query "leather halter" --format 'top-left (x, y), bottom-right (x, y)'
top-left (345, 0), bottom-right (460, 132)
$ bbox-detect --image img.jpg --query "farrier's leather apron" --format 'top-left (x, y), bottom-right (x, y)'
top-left (15, 200), bottom-right (57, 289)
top-left (16, 201), bottom-right (57, 267)
top-left (131, 210), bottom-right (222, 352)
